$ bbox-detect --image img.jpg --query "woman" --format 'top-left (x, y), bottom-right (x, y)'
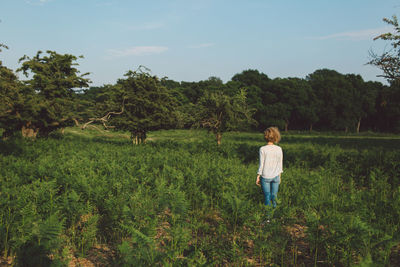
top-left (256, 127), bottom-right (283, 209)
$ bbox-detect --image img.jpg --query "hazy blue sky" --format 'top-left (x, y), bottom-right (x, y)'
top-left (1, 0), bottom-right (399, 85)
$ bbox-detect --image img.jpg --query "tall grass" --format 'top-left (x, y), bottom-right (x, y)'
top-left (0, 128), bottom-right (399, 266)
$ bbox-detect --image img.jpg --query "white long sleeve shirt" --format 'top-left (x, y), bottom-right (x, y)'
top-left (257, 144), bottom-right (283, 178)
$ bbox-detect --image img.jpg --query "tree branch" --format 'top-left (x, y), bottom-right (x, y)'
top-left (80, 98), bottom-right (125, 130)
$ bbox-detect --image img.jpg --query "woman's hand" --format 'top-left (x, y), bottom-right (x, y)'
top-left (256, 175), bottom-right (261, 187)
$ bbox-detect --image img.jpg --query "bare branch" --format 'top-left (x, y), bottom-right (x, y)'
top-left (80, 98), bottom-right (125, 130)
top-left (73, 118), bottom-right (80, 127)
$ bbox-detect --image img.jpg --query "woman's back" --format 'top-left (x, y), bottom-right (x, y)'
top-left (257, 144), bottom-right (283, 179)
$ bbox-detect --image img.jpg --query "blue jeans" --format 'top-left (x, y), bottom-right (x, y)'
top-left (260, 175), bottom-right (280, 208)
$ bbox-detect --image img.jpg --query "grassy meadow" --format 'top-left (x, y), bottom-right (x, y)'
top-left (0, 128), bottom-right (399, 266)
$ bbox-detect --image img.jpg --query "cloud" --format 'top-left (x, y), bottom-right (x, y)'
top-left (310, 26), bottom-right (393, 41)
top-left (107, 46), bottom-right (168, 58)
top-left (188, 43), bottom-right (215, 48)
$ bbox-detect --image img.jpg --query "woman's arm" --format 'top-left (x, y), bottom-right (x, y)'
top-left (257, 148), bottom-right (264, 176)
top-left (279, 148), bottom-right (283, 184)
top-left (256, 148), bottom-right (264, 186)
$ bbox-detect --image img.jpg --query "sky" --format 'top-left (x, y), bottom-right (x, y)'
top-left (1, 0), bottom-right (399, 86)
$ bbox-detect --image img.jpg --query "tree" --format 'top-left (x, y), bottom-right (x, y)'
top-left (110, 68), bottom-right (177, 144)
top-left (231, 69), bottom-right (270, 130)
top-left (178, 76), bottom-right (228, 104)
top-left (17, 50), bottom-right (90, 136)
top-left (196, 89), bottom-right (255, 145)
top-left (231, 69), bottom-right (270, 89)
top-left (166, 86), bottom-right (196, 129)
top-left (375, 83), bottom-right (400, 132)
top-left (368, 15), bottom-right (400, 132)
top-left (0, 44), bottom-right (40, 138)
top-left (0, 59), bottom-right (31, 138)
top-left (307, 69), bottom-right (356, 132)
top-left (297, 82), bottom-right (319, 132)
top-left (344, 74), bottom-right (380, 133)
top-left (0, 43), bottom-right (8, 53)
top-left (360, 81), bottom-right (384, 131)
top-left (368, 15), bottom-right (400, 83)
top-left (74, 84), bottom-right (124, 131)
top-left (264, 78), bottom-right (318, 132)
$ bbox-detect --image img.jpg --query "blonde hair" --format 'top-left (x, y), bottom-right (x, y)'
top-left (264, 127), bottom-right (281, 143)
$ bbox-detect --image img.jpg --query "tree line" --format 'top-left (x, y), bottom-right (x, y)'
top-left (1, 16), bottom-right (400, 144)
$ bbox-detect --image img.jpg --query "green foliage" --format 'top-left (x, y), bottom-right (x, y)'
top-left (75, 84), bottom-right (121, 123)
top-left (367, 15), bottom-right (400, 133)
top-left (263, 77), bottom-right (318, 131)
top-left (231, 69), bottom-right (270, 89)
top-left (0, 43), bottom-right (9, 54)
top-left (369, 15), bottom-right (400, 83)
top-left (0, 64), bottom-right (30, 138)
top-left (15, 50), bottom-right (90, 136)
top-left (111, 68), bottom-right (177, 144)
top-left (0, 129), bottom-right (399, 265)
top-left (0, 44), bottom-right (398, 135)
top-left (307, 69), bottom-right (357, 131)
top-left (196, 89), bottom-right (256, 144)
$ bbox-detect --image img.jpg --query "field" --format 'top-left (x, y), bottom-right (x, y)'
top-left (0, 128), bottom-right (399, 266)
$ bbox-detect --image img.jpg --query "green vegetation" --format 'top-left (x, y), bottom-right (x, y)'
top-left (2, 16), bottom-right (400, 141)
top-left (110, 68), bottom-right (177, 144)
top-left (0, 129), bottom-right (399, 266)
top-left (196, 89), bottom-right (255, 145)
top-left (1, 13), bottom-right (399, 266)
top-left (368, 15), bottom-right (400, 83)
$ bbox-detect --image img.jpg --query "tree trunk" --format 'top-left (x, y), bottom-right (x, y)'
top-left (21, 122), bottom-right (38, 138)
top-left (131, 131), bottom-right (146, 145)
top-left (131, 132), bottom-right (137, 145)
top-left (344, 126), bottom-right (348, 133)
top-left (309, 123), bottom-right (313, 132)
top-left (216, 132), bottom-right (222, 145)
top-left (60, 128), bottom-right (65, 135)
top-left (284, 121), bottom-right (288, 132)
top-left (356, 117), bottom-right (361, 134)
top-left (141, 131), bottom-right (147, 144)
